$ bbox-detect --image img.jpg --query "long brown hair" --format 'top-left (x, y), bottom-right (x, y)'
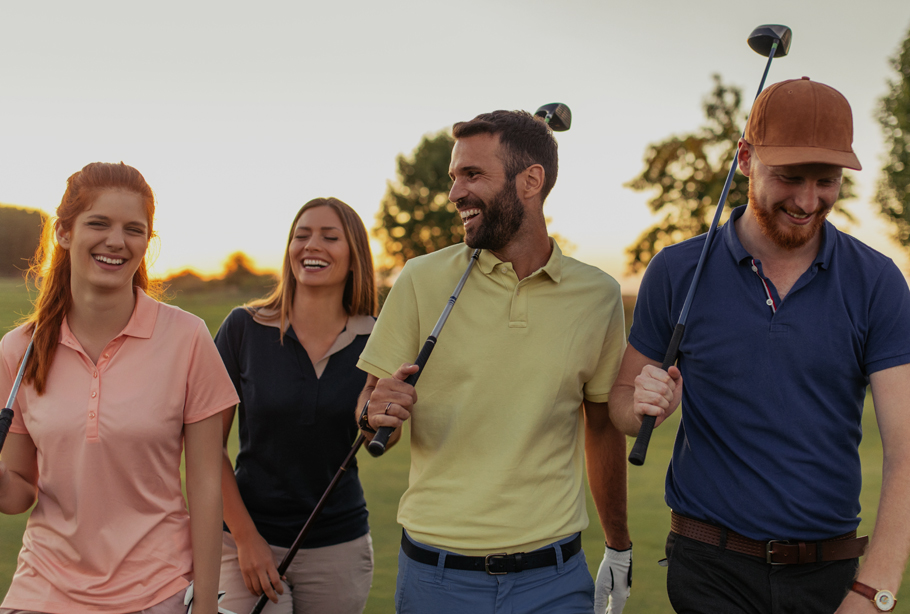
top-left (247, 197), bottom-right (376, 339)
top-left (23, 162), bottom-right (160, 394)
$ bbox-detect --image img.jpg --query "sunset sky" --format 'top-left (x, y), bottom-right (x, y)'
top-left (2, 0), bottom-right (909, 293)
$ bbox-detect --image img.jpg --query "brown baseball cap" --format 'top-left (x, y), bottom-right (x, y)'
top-left (744, 77), bottom-right (862, 170)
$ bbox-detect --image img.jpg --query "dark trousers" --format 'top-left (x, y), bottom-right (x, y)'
top-left (665, 532), bottom-right (859, 614)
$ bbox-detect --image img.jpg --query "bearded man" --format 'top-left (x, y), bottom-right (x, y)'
top-left (610, 78), bottom-right (910, 614)
top-left (356, 110), bottom-right (632, 613)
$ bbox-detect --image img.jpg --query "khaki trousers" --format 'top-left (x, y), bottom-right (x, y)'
top-left (218, 531), bottom-right (372, 614)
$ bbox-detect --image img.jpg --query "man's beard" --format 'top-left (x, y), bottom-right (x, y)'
top-left (462, 179), bottom-right (525, 251)
top-left (749, 182), bottom-right (830, 250)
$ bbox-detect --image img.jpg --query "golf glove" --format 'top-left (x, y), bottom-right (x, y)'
top-left (184, 581), bottom-right (236, 614)
top-left (594, 543), bottom-right (632, 614)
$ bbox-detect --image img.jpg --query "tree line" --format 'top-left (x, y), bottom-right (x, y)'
top-left (0, 206), bottom-right (45, 278)
top-left (3, 23), bottom-right (909, 280)
top-left (373, 23), bottom-right (910, 276)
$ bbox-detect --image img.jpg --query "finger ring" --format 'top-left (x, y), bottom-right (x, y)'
top-left (385, 402), bottom-right (392, 415)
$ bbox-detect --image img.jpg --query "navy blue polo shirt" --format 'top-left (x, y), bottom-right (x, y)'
top-left (631, 205), bottom-right (910, 540)
top-left (215, 308), bottom-right (371, 548)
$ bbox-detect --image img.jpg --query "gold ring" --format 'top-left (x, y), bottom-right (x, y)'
top-left (385, 402), bottom-right (392, 415)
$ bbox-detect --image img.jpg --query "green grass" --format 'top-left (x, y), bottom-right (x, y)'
top-left (0, 279), bottom-right (904, 612)
top-left (0, 278), bottom-right (34, 334)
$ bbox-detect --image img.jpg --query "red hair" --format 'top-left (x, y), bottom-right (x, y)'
top-left (23, 162), bottom-right (160, 394)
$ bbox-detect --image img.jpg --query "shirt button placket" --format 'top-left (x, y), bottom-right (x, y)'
top-left (87, 376), bottom-right (100, 439)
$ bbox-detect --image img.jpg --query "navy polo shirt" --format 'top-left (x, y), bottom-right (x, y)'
top-left (631, 205), bottom-right (910, 540)
top-left (215, 307), bottom-right (371, 548)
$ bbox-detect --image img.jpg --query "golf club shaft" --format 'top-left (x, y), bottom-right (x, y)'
top-left (367, 249), bottom-right (481, 457)
top-left (249, 433), bottom-right (366, 614)
top-left (250, 251), bottom-right (482, 612)
top-left (629, 41), bottom-right (780, 466)
top-left (0, 339), bottom-right (34, 453)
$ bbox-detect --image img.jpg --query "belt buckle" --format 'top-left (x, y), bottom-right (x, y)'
top-left (765, 540), bottom-right (787, 565)
top-left (484, 552), bottom-right (508, 575)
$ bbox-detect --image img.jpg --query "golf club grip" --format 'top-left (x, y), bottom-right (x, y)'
top-left (367, 337), bottom-right (437, 457)
top-left (628, 323), bottom-right (686, 466)
top-left (0, 408), bottom-right (13, 453)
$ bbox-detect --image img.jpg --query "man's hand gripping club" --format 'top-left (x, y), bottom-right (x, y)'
top-left (633, 365), bottom-right (683, 429)
top-left (366, 363), bottom-right (419, 439)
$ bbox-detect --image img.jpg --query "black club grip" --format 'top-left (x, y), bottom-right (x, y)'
top-left (0, 408), bottom-right (14, 453)
top-left (367, 338), bottom-right (436, 457)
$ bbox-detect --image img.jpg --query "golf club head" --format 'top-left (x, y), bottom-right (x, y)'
top-left (748, 24), bottom-right (792, 58)
top-left (535, 103), bottom-right (572, 131)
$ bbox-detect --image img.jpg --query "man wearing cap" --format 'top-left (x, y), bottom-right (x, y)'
top-left (610, 77), bottom-right (910, 613)
top-left (357, 109), bottom-right (632, 613)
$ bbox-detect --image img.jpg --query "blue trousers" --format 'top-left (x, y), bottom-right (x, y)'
top-left (394, 532), bottom-right (594, 614)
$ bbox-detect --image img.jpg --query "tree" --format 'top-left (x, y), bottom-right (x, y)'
top-left (373, 128), bottom-right (574, 286)
top-left (220, 251), bottom-right (275, 293)
top-left (0, 204), bottom-right (46, 278)
top-left (373, 131), bottom-right (461, 275)
top-left (625, 74), bottom-right (855, 274)
top-left (875, 25), bottom-right (910, 248)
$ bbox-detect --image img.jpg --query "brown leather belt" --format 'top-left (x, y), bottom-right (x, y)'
top-left (671, 512), bottom-right (868, 565)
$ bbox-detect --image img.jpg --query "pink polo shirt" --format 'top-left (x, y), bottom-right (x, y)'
top-left (0, 290), bottom-right (238, 613)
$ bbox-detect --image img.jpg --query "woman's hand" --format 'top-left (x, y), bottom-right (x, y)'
top-left (235, 531), bottom-right (284, 603)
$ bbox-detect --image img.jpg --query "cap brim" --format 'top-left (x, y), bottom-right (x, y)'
top-left (753, 145), bottom-right (862, 171)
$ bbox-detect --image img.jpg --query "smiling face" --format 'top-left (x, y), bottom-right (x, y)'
top-left (57, 189), bottom-right (150, 295)
top-left (288, 205), bottom-right (351, 291)
top-left (747, 158), bottom-right (842, 251)
top-left (448, 133), bottom-right (526, 251)
top-left (739, 143), bottom-right (843, 252)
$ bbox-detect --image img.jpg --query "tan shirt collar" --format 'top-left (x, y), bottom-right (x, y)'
top-left (252, 308), bottom-right (374, 378)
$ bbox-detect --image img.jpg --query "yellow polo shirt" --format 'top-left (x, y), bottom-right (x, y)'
top-left (357, 241), bottom-right (625, 555)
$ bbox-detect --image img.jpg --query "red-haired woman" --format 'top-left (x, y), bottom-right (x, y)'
top-left (216, 198), bottom-right (376, 614)
top-left (0, 162), bottom-right (238, 614)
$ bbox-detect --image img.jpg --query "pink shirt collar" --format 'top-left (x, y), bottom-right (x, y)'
top-left (59, 288), bottom-right (159, 349)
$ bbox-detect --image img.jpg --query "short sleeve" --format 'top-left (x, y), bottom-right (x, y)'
top-left (864, 260), bottom-right (910, 374)
top-left (629, 250), bottom-right (676, 363)
top-left (184, 319), bottom-right (239, 424)
top-left (357, 262), bottom-right (422, 379)
top-left (214, 308), bottom-right (244, 401)
top-left (582, 282), bottom-right (627, 403)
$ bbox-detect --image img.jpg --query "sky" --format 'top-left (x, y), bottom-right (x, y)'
top-left (2, 0), bottom-right (909, 294)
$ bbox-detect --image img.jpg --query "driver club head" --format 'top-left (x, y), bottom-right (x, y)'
top-left (748, 24), bottom-right (792, 58)
top-left (535, 103), bottom-right (572, 132)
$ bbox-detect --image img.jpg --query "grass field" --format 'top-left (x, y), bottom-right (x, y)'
top-left (0, 277), bottom-right (904, 612)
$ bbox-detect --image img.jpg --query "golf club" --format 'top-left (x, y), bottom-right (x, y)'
top-left (0, 338), bottom-right (34, 453)
top-left (367, 249), bottom-right (481, 456)
top-left (249, 431), bottom-right (367, 614)
top-left (249, 105), bottom-right (572, 612)
top-left (248, 249), bottom-right (483, 614)
top-left (628, 24), bottom-right (792, 466)
top-left (535, 103), bottom-right (572, 132)
top-left (368, 102), bottom-right (571, 456)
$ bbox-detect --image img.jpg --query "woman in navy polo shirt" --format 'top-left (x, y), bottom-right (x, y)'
top-left (215, 197), bottom-right (377, 614)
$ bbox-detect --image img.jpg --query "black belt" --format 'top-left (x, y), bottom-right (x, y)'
top-left (400, 531), bottom-right (581, 575)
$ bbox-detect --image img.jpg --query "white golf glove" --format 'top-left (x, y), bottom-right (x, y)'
top-left (184, 581), bottom-right (236, 614)
top-left (593, 543), bottom-right (632, 614)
